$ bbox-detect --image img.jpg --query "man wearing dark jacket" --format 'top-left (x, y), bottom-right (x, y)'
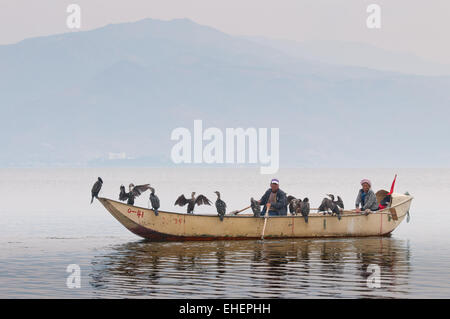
top-left (259, 179), bottom-right (288, 216)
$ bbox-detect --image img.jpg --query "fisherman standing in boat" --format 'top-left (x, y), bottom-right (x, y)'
top-left (355, 179), bottom-right (379, 214)
top-left (258, 178), bottom-right (288, 216)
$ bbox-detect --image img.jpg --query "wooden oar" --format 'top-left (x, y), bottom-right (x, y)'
top-left (261, 203), bottom-right (270, 240)
top-left (229, 205), bottom-right (251, 215)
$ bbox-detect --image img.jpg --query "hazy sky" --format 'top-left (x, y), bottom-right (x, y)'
top-left (1, 0), bottom-right (450, 65)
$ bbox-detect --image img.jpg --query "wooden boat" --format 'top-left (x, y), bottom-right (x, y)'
top-left (98, 192), bottom-right (413, 241)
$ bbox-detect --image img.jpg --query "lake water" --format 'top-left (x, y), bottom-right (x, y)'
top-left (0, 167), bottom-right (449, 298)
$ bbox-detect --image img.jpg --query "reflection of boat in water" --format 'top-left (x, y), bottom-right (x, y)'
top-left (98, 192), bottom-right (413, 241)
top-left (89, 238), bottom-right (411, 298)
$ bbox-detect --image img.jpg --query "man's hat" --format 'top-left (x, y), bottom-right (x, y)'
top-left (271, 178), bottom-right (279, 185)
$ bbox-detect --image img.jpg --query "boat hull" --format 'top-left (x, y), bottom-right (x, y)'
top-left (98, 193), bottom-right (412, 241)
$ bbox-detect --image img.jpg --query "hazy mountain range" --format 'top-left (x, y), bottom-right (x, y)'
top-left (242, 36), bottom-right (450, 77)
top-left (1, 18), bottom-right (449, 168)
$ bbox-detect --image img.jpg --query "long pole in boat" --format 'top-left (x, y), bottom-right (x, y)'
top-left (261, 203), bottom-right (270, 240)
top-left (230, 205), bottom-right (251, 215)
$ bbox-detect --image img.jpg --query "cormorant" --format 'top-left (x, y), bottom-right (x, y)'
top-left (335, 196), bottom-right (344, 209)
top-left (91, 177), bottom-right (103, 204)
top-left (119, 183), bottom-right (151, 205)
top-left (318, 194), bottom-right (342, 220)
top-left (326, 194), bottom-right (344, 209)
top-left (250, 197), bottom-right (261, 217)
top-left (318, 196), bottom-right (334, 214)
top-left (119, 185), bottom-right (127, 201)
top-left (214, 191), bottom-right (227, 221)
top-left (174, 192), bottom-right (212, 214)
top-left (295, 197), bottom-right (310, 223)
top-left (149, 186), bottom-right (160, 216)
top-left (287, 195), bottom-right (298, 215)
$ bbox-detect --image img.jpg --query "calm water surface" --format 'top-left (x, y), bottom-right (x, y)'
top-left (0, 168), bottom-right (449, 298)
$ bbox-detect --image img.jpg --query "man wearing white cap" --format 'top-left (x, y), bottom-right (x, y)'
top-left (258, 178), bottom-right (288, 216)
top-left (355, 179), bottom-right (379, 213)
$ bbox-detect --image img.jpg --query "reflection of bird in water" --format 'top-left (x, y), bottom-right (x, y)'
top-left (214, 191), bottom-right (227, 221)
top-left (91, 177), bottom-right (103, 204)
top-left (87, 237), bottom-right (408, 298)
top-left (250, 197), bottom-right (261, 217)
top-left (174, 192), bottom-right (212, 214)
top-left (119, 183), bottom-right (151, 206)
top-left (149, 186), bottom-right (160, 216)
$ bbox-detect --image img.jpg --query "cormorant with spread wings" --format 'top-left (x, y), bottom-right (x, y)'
top-left (174, 192), bottom-right (211, 214)
top-left (119, 183), bottom-right (151, 206)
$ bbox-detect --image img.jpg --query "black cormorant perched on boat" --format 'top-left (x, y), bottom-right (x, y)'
top-left (250, 197), bottom-right (261, 217)
top-left (335, 196), bottom-right (344, 209)
top-left (149, 186), bottom-right (160, 216)
top-left (91, 177), bottom-right (103, 204)
top-left (318, 196), bottom-right (334, 214)
top-left (325, 194), bottom-right (344, 209)
top-left (295, 197), bottom-right (310, 223)
top-left (119, 185), bottom-right (127, 201)
top-left (287, 195), bottom-right (298, 215)
top-left (287, 196), bottom-right (310, 222)
top-left (119, 183), bottom-right (151, 206)
top-left (318, 194), bottom-right (342, 220)
top-left (174, 192), bottom-right (212, 214)
top-left (214, 191), bottom-right (227, 221)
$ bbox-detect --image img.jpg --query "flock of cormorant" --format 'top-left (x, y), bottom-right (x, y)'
top-left (90, 177), bottom-right (345, 221)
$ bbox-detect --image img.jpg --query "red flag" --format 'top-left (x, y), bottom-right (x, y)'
top-left (388, 174), bottom-right (397, 195)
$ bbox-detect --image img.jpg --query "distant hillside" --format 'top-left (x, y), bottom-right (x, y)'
top-left (0, 18), bottom-right (449, 167)
top-left (242, 36), bottom-right (450, 76)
